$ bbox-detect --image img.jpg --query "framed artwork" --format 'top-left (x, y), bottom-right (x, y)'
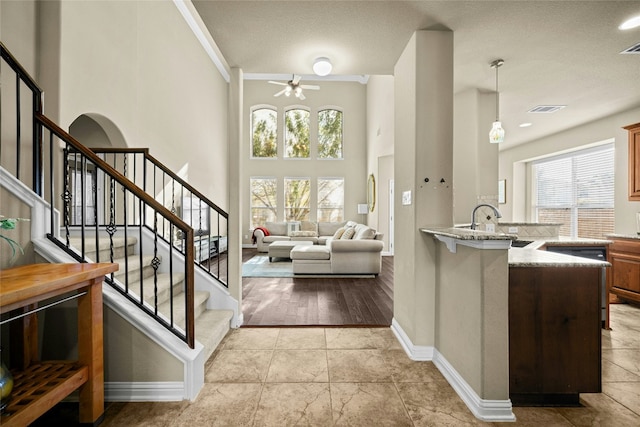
top-left (367, 174), bottom-right (376, 212)
top-left (498, 179), bottom-right (506, 204)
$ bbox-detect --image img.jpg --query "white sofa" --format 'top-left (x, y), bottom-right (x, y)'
top-left (253, 221), bottom-right (348, 252)
top-left (253, 221), bottom-right (384, 275)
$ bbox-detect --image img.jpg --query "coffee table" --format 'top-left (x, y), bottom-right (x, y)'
top-left (268, 240), bottom-right (314, 262)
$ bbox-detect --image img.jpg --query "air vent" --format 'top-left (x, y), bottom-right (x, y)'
top-left (621, 42), bottom-right (640, 54)
top-left (528, 105), bottom-right (566, 113)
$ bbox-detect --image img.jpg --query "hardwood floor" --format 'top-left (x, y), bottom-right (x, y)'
top-left (241, 248), bottom-right (394, 326)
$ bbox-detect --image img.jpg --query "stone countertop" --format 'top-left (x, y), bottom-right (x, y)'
top-left (606, 233), bottom-right (640, 240)
top-left (420, 227), bottom-right (515, 241)
top-left (522, 236), bottom-right (612, 249)
top-left (508, 248), bottom-right (609, 268)
top-left (421, 227), bottom-right (610, 267)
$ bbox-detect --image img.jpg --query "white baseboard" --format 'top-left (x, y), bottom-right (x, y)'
top-left (390, 318), bottom-right (433, 361)
top-left (106, 382), bottom-right (185, 402)
top-left (391, 318), bottom-right (515, 422)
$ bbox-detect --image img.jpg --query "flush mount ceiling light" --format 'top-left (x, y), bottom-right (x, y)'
top-left (489, 59), bottom-right (505, 144)
top-left (313, 57), bottom-right (332, 76)
top-left (619, 15), bottom-right (640, 30)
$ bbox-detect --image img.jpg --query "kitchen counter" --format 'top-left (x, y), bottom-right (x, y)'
top-left (606, 233), bottom-right (640, 240)
top-left (421, 227), bottom-right (610, 267)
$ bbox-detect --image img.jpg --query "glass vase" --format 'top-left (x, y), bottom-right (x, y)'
top-left (0, 349), bottom-right (13, 412)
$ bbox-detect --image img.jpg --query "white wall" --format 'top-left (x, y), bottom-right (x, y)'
top-left (242, 79), bottom-right (367, 244)
top-left (51, 0), bottom-right (229, 210)
top-left (366, 75), bottom-right (395, 248)
top-left (499, 108), bottom-right (640, 235)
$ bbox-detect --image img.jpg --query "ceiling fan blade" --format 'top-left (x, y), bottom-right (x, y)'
top-left (300, 84), bottom-right (320, 90)
top-left (292, 74), bottom-right (302, 85)
top-left (268, 80), bottom-right (287, 86)
top-left (273, 88), bottom-right (287, 97)
top-left (298, 91), bottom-right (306, 101)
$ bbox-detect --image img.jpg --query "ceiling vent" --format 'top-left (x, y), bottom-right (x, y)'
top-left (620, 42), bottom-right (640, 54)
top-left (528, 105), bottom-right (566, 113)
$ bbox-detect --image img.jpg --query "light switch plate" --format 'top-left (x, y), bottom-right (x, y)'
top-left (486, 223), bottom-right (495, 233)
top-left (402, 191), bottom-right (411, 205)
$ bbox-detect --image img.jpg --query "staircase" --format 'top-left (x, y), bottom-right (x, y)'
top-left (1, 41), bottom-right (237, 401)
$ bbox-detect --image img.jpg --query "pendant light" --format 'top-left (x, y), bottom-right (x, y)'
top-left (489, 59), bottom-right (505, 144)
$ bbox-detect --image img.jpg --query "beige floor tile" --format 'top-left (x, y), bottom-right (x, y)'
top-left (383, 349), bottom-right (444, 383)
top-left (603, 382), bottom-right (640, 416)
top-left (325, 328), bottom-right (385, 349)
top-left (327, 349), bottom-right (392, 382)
top-left (221, 327), bottom-right (280, 350)
top-left (558, 392), bottom-right (640, 427)
top-left (205, 349), bottom-right (273, 382)
top-left (253, 383), bottom-right (332, 426)
top-left (370, 327), bottom-right (404, 349)
top-left (508, 407), bottom-right (573, 426)
top-left (396, 382), bottom-right (490, 426)
top-left (101, 401), bottom-right (188, 427)
top-left (172, 383), bottom-right (262, 426)
top-left (266, 349), bottom-right (329, 382)
top-left (275, 328), bottom-right (326, 349)
top-left (602, 359), bottom-right (640, 382)
top-left (602, 349), bottom-right (640, 375)
top-left (331, 382), bottom-right (413, 426)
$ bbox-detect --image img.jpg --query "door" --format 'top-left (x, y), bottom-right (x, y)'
top-left (389, 179), bottom-right (394, 255)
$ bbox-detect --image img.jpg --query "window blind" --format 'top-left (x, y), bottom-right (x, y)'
top-left (533, 144), bottom-right (614, 239)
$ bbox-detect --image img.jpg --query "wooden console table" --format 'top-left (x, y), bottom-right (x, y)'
top-left (0, 263), bottom-right (118, 426)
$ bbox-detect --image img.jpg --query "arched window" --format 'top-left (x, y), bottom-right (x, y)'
top-left (251, 108), bottom-right (277, 158)
top-left (284, 108), bottom-right (310, 158)
top-left (318, 109), bottom-right (343, 159)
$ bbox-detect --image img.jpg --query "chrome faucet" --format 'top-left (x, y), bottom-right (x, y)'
top-left (470, 203), bottom-right (502, 230)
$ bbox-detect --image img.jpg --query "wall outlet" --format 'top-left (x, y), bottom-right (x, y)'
top-left (485, 223), bottom-right (495, 233)
top-left (508, 227), bottom-right (518, 233)
top-left (244, 234), bottom-right (248, 239)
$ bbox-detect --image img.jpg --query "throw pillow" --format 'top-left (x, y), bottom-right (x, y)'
top-left (340, 227), bottom-right (356, 239)
top-left (333, 227), bottom-right (346, 239)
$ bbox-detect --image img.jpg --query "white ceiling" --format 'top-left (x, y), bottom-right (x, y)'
top-left (192, 1), bottom-right (640, 149)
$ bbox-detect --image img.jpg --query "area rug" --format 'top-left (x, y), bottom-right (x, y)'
top-left (242, 255), bottom-right (375, 278)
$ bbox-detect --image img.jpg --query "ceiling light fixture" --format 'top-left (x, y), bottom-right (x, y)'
top-left (489, 59), bottom-right (505, 144)
top-left (519, 122), bottom-right (532, 128)
top-left (619, 15), bottom-right (640, 30)
top-left (313, 57), bottom-right (332, 76)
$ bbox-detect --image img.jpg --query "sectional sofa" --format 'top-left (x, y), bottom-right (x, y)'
top-left (252, 220), bottom-right (384, 275)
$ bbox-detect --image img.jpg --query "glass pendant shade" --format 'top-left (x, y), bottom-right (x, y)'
top-left (489, 121), bottom-right (505, 144)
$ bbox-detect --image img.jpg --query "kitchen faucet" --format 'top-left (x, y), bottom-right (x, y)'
top-left (470, 203), bottom-right (502, 230)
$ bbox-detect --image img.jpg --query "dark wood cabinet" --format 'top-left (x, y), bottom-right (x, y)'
top-left (626, 122), bottom-right (640, 201)
top-left (509, 266), bottom-right (602, 405)
top-left (608, 237), bottom-right (640, 304)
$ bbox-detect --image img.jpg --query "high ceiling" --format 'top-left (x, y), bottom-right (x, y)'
top-left (193, 1), bottom-right (640, 149)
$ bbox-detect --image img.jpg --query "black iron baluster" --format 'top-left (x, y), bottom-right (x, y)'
top-left (152, 212), bottom-right (162, 318)
top-left (106, 177), bottom-right (117, 283)
top-left (49, 131), bottom-right (55, 239)
top-left (61, 147), bottom-right (71, 247)
top-left (15, 74), bottom-right (21, 181)
top-left (123, 154), bottom-right (129, 293)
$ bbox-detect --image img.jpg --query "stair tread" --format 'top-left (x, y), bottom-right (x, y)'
top-left (157, 290), bottom-right (209, 326)
top-left (69, 236), bottom-right (137, 251)
top-left (196, 309), bottom-right (233, 360)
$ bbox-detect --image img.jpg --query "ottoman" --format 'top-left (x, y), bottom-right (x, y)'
top-left (268, 240), bottom-right (313, 262)
top-left (290, 245), bottom-right (332, 274)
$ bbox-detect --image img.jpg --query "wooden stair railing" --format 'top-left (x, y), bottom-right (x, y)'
top-left (1, 41), bottom-right (200, 349)
top-left (86, 148), bottom-right (228, 287)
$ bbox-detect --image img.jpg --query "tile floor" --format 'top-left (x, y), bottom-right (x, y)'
top-left (101, 304), bottom-right (640, 426)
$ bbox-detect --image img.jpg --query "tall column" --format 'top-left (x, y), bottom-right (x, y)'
top-left (393, 30), bottom-right (453, 351)
top-left (227, 67), bottom-right (243, 326)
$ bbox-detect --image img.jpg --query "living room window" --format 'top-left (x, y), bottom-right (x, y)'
top-left (285, 178), bottom-right (311, 221)
top-left (317, 178), bottom-right (344, 221)
top-left (284, 108), bottom-right (310, 158)
top-left (250, 177), bottom-right (277, 228)
top-left (251, 107), bottom-right (278, 158)
top-left (533, 143), bottom-right (614, 239)
top-left (318, 109), bottom-right (343, 159)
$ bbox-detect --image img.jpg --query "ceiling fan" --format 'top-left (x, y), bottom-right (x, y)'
top-left (269, 75), bottom-right (319, 101)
